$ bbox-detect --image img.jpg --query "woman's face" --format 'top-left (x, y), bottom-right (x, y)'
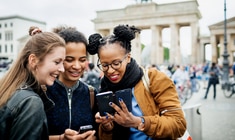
top-left (59, 42), bottom-right (87, 87)
top-left (98, 43), bottom-right (131, 83)
top-left (35, 46), bottom-right (65, 86)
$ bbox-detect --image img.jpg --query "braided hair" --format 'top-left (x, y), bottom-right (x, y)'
top-left (87, 25), bottom-right (141, 55)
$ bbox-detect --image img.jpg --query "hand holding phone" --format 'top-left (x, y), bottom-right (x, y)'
top-left (96, 91), bottom-right (115, 116)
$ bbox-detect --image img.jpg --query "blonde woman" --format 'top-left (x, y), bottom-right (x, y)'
top-left (0, 27), bottom-right (66, 140)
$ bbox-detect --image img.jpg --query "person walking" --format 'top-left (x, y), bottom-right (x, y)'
top-left (204, 62), bottom-right (221, 100)
top-left (87, 25), bottom-right (186, 140)
top-left (46, 26), bottom-right (98, 140)
top-left (0, 26), bottom-right (66, 140)
top-left (83, 62), bottom-right (101, 91)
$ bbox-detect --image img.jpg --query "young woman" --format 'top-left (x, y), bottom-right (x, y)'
top-left (46, 26), bottom-right (98, 140)
top-left (0, 26), bottom-right (66, 140)
top-left (87, 25), bottom-right (186, 140)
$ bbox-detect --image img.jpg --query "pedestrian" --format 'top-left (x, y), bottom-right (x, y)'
top-left (0, 26), bottom-right (66, 140)
top-left (87, 25), bottom-right (186, 140)
top-left (232, 62), bottom-right (235, 80)
top-left (204, 62), bottom-right (221, 100)
top-left (83, 62), bottom-right (101, 91)
top-left (46, 26), bottom-right (98, 140)
top-left (202, 62), bottom-right (209, 89)
top-left (189, 65), bottom-right (197, 92)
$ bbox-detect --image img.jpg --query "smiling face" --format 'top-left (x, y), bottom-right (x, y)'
top-left (34, 46), bottom-right (65, 86)
top-left (98, 43), bottom-right (131, 83)
top-left (59, 42), bottom-right (87, 87)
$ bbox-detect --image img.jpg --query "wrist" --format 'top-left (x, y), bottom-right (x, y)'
top-left (59, 134), bottom-right (64, 140)
top-left (101, 122), bottom-right (113, 131)
top-left (137, 117), bottom-right (145, 131)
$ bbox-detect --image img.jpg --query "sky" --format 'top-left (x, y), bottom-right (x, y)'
top-left (0, 0), bottom-right (235, 56)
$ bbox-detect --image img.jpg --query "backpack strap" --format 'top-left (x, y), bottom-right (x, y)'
top-left (88, 85), bottom-right (95, 109)
top-left (141, 67), bottom-right (182, 115)
top-left (141, 67), bottom-right (150, 93)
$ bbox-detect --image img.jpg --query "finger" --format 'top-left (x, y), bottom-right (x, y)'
top-left (118, 98), bottom-right (129, 112)
top-left (95, 112), bottom-right (101, 119)
top-left (79, 130), bottom-right (96, 139)
top-left (109, 101), bottom-right (122, 114)
top-left (85, 130), bottom-right (96, 139)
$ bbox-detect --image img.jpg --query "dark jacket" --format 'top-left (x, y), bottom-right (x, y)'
top-left (0, 87), bottom-right (50, 140)
top-left (46, 80), bottom-right (98, 135)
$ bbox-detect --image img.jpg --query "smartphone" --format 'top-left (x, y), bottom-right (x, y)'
top-left (79, 125), bottom-right (93, 134)
top-left (96, 91), bottom-right (115, 116)
top-left (114, 88), bottom-right (132, 112)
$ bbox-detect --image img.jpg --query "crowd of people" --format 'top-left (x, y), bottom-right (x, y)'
top-left (1, 24), bottom-right (228, 140)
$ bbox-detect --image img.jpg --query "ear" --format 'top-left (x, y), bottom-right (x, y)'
top-left (28, 54), bottom-right (38, 68)
top-left (126, 53), bottom-right (131, 63)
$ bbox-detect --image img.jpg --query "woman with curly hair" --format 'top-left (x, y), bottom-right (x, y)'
top-left (46, 26), bottom-right (98, 140)
top-left (87, 25), bottom-right (186, 140)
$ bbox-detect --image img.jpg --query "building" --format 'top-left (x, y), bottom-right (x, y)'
top-left (91, 0), bottom-right (201, 65)
top-left (0, 15), bottom-right (46, 63)
top-left (208, 16), bottom-right (235, 65)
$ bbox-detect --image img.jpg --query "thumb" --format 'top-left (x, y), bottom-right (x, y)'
top-left (65, 129), bottom-right (78, 135)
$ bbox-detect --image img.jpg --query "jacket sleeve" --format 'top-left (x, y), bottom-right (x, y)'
top-left (135, 68), bottom-right (187, 139)
top-left (10, 95), bottom-right (48, 140)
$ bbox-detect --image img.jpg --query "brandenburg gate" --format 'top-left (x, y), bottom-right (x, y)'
top-left (92, 0), bottom-right (201, 65)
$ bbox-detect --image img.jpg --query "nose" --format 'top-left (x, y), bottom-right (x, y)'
top-left (106, 64), bottom-right (115, 73)
top-left (58, 64), bottom-right (65, 72)
top-left (72, 61), bottom-right (81, 69)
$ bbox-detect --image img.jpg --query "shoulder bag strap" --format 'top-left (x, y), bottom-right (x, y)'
top-left (88, 85), bottom-right (95, 109)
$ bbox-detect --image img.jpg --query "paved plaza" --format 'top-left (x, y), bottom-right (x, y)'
top-left (183, 81), bottom-right (235, 140)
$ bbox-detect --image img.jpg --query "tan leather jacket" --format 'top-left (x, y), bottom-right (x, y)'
top-left (99, 68), bottom-right (186, 140)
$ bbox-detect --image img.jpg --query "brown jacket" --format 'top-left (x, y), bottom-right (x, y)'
top-left (99, 68), bottom-right (187, 140)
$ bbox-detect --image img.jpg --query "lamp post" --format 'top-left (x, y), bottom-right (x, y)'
top-left (222, 0), bottom-right (229, 88)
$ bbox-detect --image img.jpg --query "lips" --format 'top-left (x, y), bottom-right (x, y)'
top-left (69, 71), bottom-right (80, 77)
top-left (109, 74), bottom-right (119, 81)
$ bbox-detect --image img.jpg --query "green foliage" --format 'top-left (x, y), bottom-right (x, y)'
top-left (141, 44), bottom-right (145, 51)
top-left (164, 47), bottom-right (169, 61)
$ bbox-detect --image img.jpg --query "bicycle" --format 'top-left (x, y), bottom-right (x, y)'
top-left (223, 76), bottom-right (235, 98)
top-left (176, 81), bottom-right (192, 105)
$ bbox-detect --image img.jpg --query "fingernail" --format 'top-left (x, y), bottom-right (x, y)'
top-left (106, 115), bottom-right (108, 119)
top-left (119, 98), bottom-right (123, 102)
top-left (109, 102), bottom-right (112, 106)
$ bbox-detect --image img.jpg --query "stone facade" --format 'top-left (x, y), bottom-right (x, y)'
top-left (92, 0), bottom-right (201, 65)
top-left (208, 17), bottom-right (235, 66)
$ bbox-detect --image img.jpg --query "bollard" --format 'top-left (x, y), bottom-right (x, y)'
top-left (183, 103), bottom-right (202, 140)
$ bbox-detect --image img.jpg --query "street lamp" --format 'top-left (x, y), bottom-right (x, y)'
top-left (222, 0), bottom-right (229, 88)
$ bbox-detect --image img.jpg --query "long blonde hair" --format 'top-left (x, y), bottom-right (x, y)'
top-left (0, 26), bottom-right (65, 107)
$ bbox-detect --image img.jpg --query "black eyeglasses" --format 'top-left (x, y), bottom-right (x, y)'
top-left (97, 55), bottom-right (128, 72)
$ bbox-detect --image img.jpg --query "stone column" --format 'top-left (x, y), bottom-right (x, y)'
top-left (210, 35), bottom-right (217, 62)
top-left (131, 33), bottom-right (142, 65)
top-left (150, 25), bottom-right (163, 65)
top-left (191, 22), bottom-right (200, 64)
top-left (170, 24), bottom-right (180, 64)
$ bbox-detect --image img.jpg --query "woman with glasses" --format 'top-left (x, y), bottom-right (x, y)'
top-left (87, 25), bottom-right (186, 140)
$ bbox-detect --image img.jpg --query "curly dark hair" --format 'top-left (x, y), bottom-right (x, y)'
top-left (87, 24), bottom-right (141, 55)
top-left (52, 25), bottom-right (88, 47)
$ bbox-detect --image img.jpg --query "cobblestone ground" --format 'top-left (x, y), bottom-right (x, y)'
top-left (183, 81), bottom-right (235, 140)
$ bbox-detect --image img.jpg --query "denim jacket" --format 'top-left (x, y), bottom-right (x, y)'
top-left (0, 87), bottom-right (52, 140)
